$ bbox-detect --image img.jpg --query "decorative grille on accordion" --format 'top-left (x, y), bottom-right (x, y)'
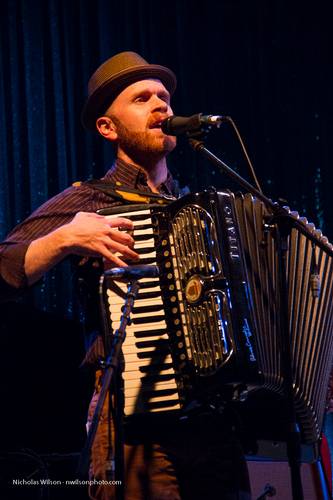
top-left (99, 191), bottom-right (333, 445)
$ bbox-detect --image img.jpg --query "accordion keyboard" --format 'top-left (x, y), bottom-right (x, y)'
top-left (102, 207), bottom-right (181, 416)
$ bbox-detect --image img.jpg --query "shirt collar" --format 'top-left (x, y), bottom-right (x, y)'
top-left (103, 158), bottom-right (176, 196)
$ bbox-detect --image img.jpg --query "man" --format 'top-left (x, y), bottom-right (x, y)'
top-left (0, 52), bottom-right (251, 499)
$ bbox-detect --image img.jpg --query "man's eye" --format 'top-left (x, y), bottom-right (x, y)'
top-left (134, 95), bottom-right (148, 103)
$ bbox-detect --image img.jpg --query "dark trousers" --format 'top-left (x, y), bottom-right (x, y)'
top-left (87, 373), bottom-right (251, 500)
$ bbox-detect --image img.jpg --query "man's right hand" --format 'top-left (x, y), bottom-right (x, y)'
top-left (24, 211), bottom-right (139, 285)
top-left (60, 212), bottom-right (139, 266)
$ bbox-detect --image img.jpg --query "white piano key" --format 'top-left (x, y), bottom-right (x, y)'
top-left (138, 277), bottom-right (159, 283)
top-left (122, 334), bottom-right (169, 345)
top-left (107, 278), bottom-right (161, 295)
top-left (124, 352), bottom-right (173, 365)
top-left (135, 251), bottom-right (156, 260)
top-left (105, 210), bottom-right (152, 219)
top-left (106, 282), bottom-right (161, 295)
top-left (137, 289), bottom-right (162, 297)
top-left (107, 294), bottom-right (163, 305)
top-left (108, 298), bottom-right (164, 310)
top-left (135, 235), bottom-right (155, 244)
top-left (134, 237), bottom-right (154, 244)
top-left (122, 366), bottom-right (176, 380)
top-left (125, 392), bottom-right (180, 405)
top-left (108, 310), bottom-right (165, 320)
top-left (134, 228), bottom-right (154, 236)
top-left (111, 322), bottom-right (168, 334)
top-left (125, 385), bottom-right (179, 399)
top-left (124, 377), bottom-right (178, 389)
top-left (131, 312), bottom-right (165, 320)
top-left (108, 324), bottom-right (168, 339)
top-left (132, 296), bottom-right (165, 306)
top-left (111, 334), bottom-right (169, 349)
top-left (112, 309), bottom-right (165, 319)
top-left (122, 340), bottom-right (169, 351)
top-left (124, 400), bottom-right (180, 415)
top-left (124, 377), bottom-right (177, 387)
top-left (108, 302), bottom-right (165, 314)
top-left (108, 294), bottom-right (164, 306)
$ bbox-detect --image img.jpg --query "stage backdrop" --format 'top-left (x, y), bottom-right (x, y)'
top-left (0, 0), bottom-right (332, 314)
top-left (1, 0), bottom-right (333, 480)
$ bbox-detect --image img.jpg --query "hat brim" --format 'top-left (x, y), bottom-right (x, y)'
top-left (81, 64), bottom-right (177, 130)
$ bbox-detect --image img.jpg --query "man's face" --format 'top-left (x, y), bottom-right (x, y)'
top-left (105, 79), bottom-right (176, 163)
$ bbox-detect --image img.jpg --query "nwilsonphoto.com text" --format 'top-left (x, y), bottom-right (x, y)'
top-left (12, 478), bottom-right (122, 486)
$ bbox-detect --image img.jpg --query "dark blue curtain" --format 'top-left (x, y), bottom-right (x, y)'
top-left (1, 0), bottom-right (333, 469)
top-left (1, 0), bottom-right (332, 314)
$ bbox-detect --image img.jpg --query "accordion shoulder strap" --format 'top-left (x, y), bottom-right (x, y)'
top-left (72, 179), bottom-right (174, 205)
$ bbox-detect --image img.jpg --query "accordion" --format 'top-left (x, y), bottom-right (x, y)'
top-left (98, 190), bottom-right (333, 447)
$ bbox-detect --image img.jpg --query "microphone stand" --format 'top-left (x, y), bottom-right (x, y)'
top-left (188, 136), bottom-right (304, 500)
top-left (77, 277), bottom-right (141, 500)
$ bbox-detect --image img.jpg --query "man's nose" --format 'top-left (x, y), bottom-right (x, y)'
top-left (151, 96), bottom-right (169, 112)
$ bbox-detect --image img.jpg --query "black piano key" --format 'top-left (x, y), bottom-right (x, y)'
top-left (136, 257), bottom-right (157, 265)
top-left (128, 214), bottom-right (152, 222)
top-left (137, 348), bottom-right (170, 359)
top-left (137, 290), bottom-right (162, 299)
top-left (133, 223), bottom-right (153, 231)
top-left (135, 233), bottom-right (156, 242)
top-left (140, 373), bottom-right (176, 384)
top-left (135, 339), bottom-right (170, 349)
top-left (139, 362), bottom-right (174, 373)
top-left (146, 399), bottom-right (180, 410)
top-left (132, 315), bottom-right (165, 324)
top-left (138, 388), bottom-right (179, 398)
top-left (136, 247), bottom-right (155, 255)
top-left (134, 329), bottom-right (168, 338)
top-left (137, 280), bottom-right (160, 289)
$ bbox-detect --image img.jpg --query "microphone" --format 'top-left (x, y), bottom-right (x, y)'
top-left (104, 265), bottom-right (160, 279)
top-left (161, 113), bottom-right (228, 136)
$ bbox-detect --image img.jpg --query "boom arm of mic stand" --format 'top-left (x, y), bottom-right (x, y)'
top-left (188, 138), bottom-right (276, 209)
top-left (188, 138), bottom-right (333, 256)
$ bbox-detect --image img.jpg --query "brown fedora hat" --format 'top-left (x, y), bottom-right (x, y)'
top-left (81, 51), bottom-right (177, 130)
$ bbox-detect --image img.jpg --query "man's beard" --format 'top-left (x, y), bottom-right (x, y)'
top-left (111, 116), bottom-right (176, 164)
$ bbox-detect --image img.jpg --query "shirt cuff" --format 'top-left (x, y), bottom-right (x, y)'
top-left (0, 242), bottom-right (29, 291)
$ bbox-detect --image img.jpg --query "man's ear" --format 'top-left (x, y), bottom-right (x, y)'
top-left (95, 116), bottom-right (118, 141)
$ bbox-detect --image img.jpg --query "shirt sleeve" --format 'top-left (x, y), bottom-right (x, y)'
top-left (0, 242), bottom-right (30, 296)
top-left (0, 184), bottom-right (97, 297)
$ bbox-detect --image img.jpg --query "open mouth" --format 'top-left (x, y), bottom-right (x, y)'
top-left (149, 121), bottom-right (163, 129)
top-left (149, 115), bottom-right (169, 129)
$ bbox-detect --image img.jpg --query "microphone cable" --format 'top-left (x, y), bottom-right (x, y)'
top-left (221, 115), bottom-right (263, 194)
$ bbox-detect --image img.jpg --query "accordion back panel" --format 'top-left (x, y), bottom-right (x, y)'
top-left (234, 193), bottom-right (333, 443)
